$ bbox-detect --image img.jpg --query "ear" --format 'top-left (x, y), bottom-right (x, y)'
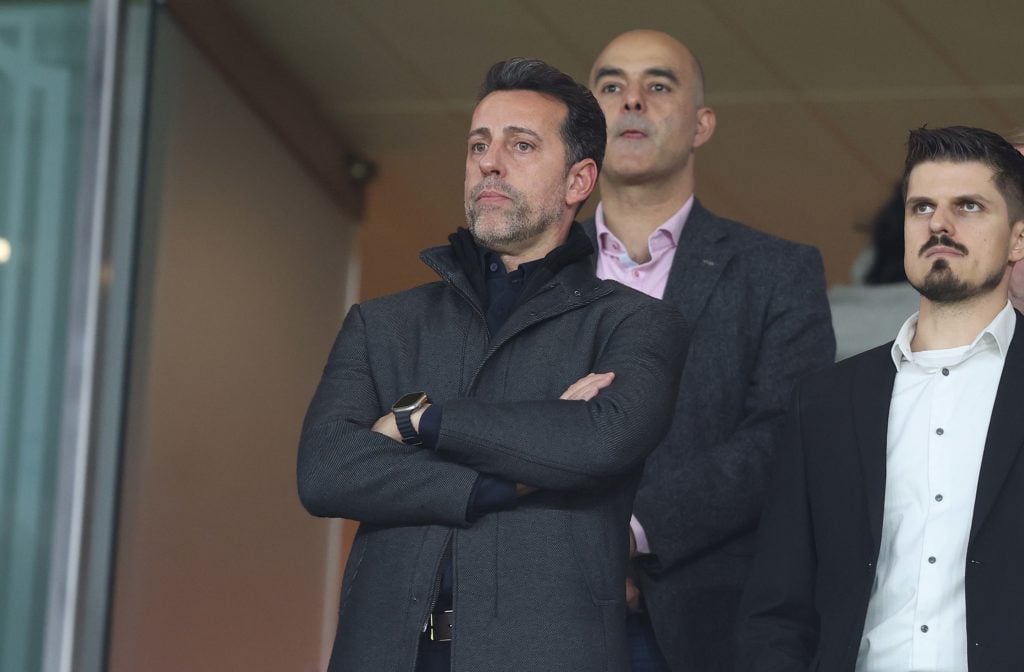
top-left (1009, 219), bottom-right (1024, 263)
top-left (692, 106), bottom-right (716, 149)
top-left (565, 158), bottom-right (598, 208)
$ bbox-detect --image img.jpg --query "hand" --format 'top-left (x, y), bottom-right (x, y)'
top-left (560, 372), bottom-right (615, 401)
top-left (629, 527), bottom-right (637, 558)
top-left (371, 405), bottom-right (430, 442)
top-left (625, 576), bottom-right (642, 613)
top-left (516, 483), bottom-right (538, 497)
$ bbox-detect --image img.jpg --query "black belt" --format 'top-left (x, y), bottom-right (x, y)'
top-left (426, 609), bottom-right (454, 642)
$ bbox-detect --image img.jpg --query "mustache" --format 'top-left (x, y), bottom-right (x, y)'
top-left (469, 178), bottom-right (522, 202)
top-left (610, 113), bottom-right (653, 136)
top-left (920, 234), bottom-right (969, 256)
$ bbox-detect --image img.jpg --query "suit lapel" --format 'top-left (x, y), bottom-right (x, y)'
top-left (661, 202), bottom-right (732, 322)
top-left (581, 201), bottom-right (732, 323)
top-left (969, 312), bottom-right (1024, 545)
top-left (851, 345), bottom-right (897, 547)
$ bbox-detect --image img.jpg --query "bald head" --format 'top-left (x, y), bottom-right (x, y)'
top-left (591, 30), bottom-right (705, 107)
top-left (588, 29), bottom-right (716, 196)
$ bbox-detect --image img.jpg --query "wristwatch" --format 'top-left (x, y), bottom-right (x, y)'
top-left (391, 391), bottom-right (430, 445)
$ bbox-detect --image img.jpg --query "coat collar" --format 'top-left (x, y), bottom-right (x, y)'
top-left (419, 222), bottom-right (612, 344)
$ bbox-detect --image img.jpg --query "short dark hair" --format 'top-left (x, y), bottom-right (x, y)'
top-left (901, 126), bottom-right (1024, 223)
top-left (479, 58), bottom-right (606, 173)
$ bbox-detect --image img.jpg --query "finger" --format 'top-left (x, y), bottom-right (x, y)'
top-left (560, 373), bottom-right (597, 399)
top-left (560, 372), bottom-right (615, 400)
top-left (562, 373), bottom-right (615, 401)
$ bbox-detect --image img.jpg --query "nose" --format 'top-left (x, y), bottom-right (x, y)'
top-left (477, 145), bottom-right (505, 177)
top-left (928, 205), bottom-right (955, 235)
top-left (624, 84), bottom-right (644, 112)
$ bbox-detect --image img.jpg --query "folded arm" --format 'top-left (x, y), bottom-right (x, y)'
top-left (435, 302), bottom-right (689, 491)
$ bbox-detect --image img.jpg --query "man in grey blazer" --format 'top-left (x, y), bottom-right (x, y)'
top-left (298, 58), bottom-right (689, 672)
top-left (583, 30), bottom-right (835, 671)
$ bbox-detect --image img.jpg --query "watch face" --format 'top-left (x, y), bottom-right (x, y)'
top-left (392, 391), bottom-right (428, 413)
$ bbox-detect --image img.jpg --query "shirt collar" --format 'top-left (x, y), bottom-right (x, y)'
top-left (890, 300), bottom-right (1017, 370)
top-left (593, 195), bottom-right (694, 256)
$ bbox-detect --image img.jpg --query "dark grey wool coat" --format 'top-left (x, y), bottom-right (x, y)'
top-left (298, 229), bottom-right (690, 672)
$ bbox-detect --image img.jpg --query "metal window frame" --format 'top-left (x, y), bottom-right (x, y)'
top-left (42, 1), bottom-right (156, 671)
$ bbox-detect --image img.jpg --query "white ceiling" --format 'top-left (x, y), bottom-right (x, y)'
top-left (219, 0), bottom-right (1024, 285)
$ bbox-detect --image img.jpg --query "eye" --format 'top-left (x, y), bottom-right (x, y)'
top-left (912, 203), bottom-right (935, 215)
top-left (650, 82), bottom-right (670, 92)
top-left (514, 141), bottom-right (533, 153)
top-left (961, 201), bottom-right (981, 212)
top-left (470, 142), bottom-right (487, 154)
top-left (600, 83), bottom-right (621, 94)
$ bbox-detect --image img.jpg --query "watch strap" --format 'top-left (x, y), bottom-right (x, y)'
top-left (395, 409), bottom-right (422, 445)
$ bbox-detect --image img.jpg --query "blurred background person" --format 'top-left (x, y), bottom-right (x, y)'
top-left (829, 186), bottom-right (922, 360)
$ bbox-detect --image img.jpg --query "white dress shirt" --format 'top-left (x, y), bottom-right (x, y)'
top-left (856, 302), bottom-right (1017, 672)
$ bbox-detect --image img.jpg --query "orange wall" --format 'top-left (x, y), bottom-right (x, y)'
top-left (108, 17), bottom-right (355, 672)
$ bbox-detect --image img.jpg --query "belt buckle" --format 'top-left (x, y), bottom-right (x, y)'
top-left (428, 609), bottom-right (454, 642)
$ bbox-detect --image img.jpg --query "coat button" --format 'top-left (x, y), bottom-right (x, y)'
top-left (573, 289), bottom-right (582, 296)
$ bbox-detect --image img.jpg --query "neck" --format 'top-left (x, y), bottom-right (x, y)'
top-left (598, 169), bottom-right (694, 264)
top-left (911, 289), bottom-right (1009, 351)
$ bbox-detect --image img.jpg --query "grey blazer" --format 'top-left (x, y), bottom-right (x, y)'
top-left (298, 235), bottom-right (690, 671)
top-left (583, 200), bottom-right (835, 671)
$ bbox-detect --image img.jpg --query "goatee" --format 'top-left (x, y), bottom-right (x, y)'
top-left (913, 259), bottom-right (1005, 303)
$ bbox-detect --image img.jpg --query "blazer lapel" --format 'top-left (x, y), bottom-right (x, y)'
top-left (661, 201), bottom-right (732, 322)
top-left (581, 202), bottom-right (732, 323)
top-left (851, 345), bottom-right (897, 547)
top-left (970, 312), bottom-right (1024, 545)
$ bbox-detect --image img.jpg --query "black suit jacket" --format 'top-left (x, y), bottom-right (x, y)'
top-left (737, 310), bottom-right (1024, 672)
top-left (584, 200), bottom-right (835, 671)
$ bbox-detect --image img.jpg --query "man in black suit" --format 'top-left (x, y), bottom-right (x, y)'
top-left (737, 126), bottom-right (1024, 671)
top-left (581, 30), bottom-right (835, 671)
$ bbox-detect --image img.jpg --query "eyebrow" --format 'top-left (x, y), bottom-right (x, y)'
top-left (906, 193), bottom-right (992, 208)
top-left (469, 126), bottom-right (542, 141)
top-left (593, 66), bottom-right (680, 84)
top-left (953, 193), bottom-right (991, 204)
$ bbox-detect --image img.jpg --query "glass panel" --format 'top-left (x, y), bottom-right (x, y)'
top-left (0, 3), bottom-right (88, 671)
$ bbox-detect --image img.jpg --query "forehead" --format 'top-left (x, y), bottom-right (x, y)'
top-left (469, 90), bottom-right (567, 136)
top-left (591, 33), bottom-right (695, 82)
top-left (906, 160), bottom-right (999, 197)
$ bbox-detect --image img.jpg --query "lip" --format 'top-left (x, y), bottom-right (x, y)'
top-left (618, 129), bottom-right (647, 139)
top-left (923, 246), bottom-right (964, 258)
top-left (476, 190), bottom-right (510, 204)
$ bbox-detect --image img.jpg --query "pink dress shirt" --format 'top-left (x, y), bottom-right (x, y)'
top-left (593, 196), bottom-right (694, 553)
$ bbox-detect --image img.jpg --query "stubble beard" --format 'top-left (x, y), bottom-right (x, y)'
top-left (465, 180), bottom-right (563, 253)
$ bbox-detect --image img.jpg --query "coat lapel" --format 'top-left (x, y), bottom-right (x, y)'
top-left (661, 201), bottom-right (732, 323)
top-left (969, 312), bottom-right (1024, 545)
top-left (851, 345), bottom-right (897, 546)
